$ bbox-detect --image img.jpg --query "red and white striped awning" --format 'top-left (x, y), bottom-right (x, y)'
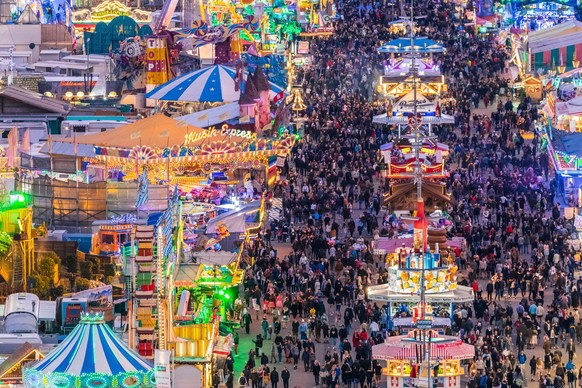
top-left (372, 337), bottom-right (474, 361)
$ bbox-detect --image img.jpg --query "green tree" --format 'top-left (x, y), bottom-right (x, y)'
top-left (75, 277), bottom-right (91, 291)
top-left (103, 263), bottom-right (116, 279)
top-left (29, 273), bottom-right (50, 299)
top-left (64, 254), bottom-right (78, 274)
top-left (49, 285), bottom-right (65, 300)
top-left (80, 261), bottom-right (92, 280)
top-left (38, 255), bottom-right (57, 286)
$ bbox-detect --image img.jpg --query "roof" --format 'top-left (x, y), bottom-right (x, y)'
top-left (177, 102), bottom-right (240, 128)
top-left (25, 314), bottom-right (152, 379)
top-left (378, 37), bottom-right (445, 53)
top-left (551, 130), bottom-right (582, 156)
top-left (367, 283), bottom-right (474, 303)
top-left (252, 66), bottom-right (271, 92)
top-left (528, 20), bottom-right (582, 54)
top-left (206, 200), bottom-right (261, 233)
top-left (372, 337), bottom-right (474, 361)
top-left (240, 77), bottom-right (259, 105)
top-left (373, 113), bottom-right (455, 125)
top-left (39, 141), bottom-right (96, 157)
top-left (31, 61), bottom-right (93, 70)
top-left (0, 85), bottom-right (71, 115)
top-left (17, 4), bottom-right (40, 24)
top-left (57, 114), bottom-right (207, 149)
top-left (0, 342), bottom-right (43, 379)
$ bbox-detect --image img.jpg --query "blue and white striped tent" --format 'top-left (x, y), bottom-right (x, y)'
top-left (145, 64), bottom-right (286, 103)
top-left (23, 313), bottom-right (154, 388)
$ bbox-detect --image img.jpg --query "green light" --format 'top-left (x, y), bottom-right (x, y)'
top-left (9, 194), bottom-right (24, 203)
top-left (224, 294), bottom-right (231, 299)
top-left (218, 290), bottom-right (224, 295)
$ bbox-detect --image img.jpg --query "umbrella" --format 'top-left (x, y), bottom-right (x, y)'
top-left (145, 64), bottom-right (286, 103)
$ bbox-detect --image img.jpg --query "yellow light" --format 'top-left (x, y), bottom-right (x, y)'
top-left (65, 91), bottom-right (74, 99)
top-left (77, 91), bottom-right (85, 98)
top-left (108, 91), bottom-right (118, 98)
top-left (44, 92), bottom-right (53, 97)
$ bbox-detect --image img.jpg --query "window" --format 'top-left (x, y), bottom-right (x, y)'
top-left (101, 234), bottom-right (114, 244)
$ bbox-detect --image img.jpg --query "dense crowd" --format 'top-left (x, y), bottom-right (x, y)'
top-left (214, 1), bottom-right (582, 388)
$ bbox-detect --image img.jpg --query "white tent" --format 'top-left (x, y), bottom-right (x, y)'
top-left (528, 20), bottom-right (582, 54)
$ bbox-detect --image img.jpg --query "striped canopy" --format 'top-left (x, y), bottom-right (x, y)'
top-left (372, 336), bottom-right (474, 361)
top-left (145, 64), bottom-right (286, 103)
top-left (23, 314), bottom-right (153, 388)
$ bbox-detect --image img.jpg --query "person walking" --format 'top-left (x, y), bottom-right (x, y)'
top-left (270, 367), bottom-right (279, 388)
top-left (281, 367), bottom-right (290, 388)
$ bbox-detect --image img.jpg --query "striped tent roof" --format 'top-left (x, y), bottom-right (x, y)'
top-left (23, 313), bottom-right (153, 388)
top-left (372, 336), bottom-right (474, 362)
top-left (145, 65), bottom-right (286, 103)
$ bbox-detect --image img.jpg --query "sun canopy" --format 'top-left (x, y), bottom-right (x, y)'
top-left (23, 313), bottom-right (153, 387)
top-left (145, 65), bottom-right (286, 103)
top-left (378, 37), bottom-right (445, 53)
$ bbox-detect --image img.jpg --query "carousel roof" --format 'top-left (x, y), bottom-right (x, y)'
top-left (145, 65), bottom-right (286, 103)
top-left (24, 313), bottom-right (152, 387)
top-left (373, 113), bottom-right (455, 125)
top-left (372, 337), bottom-right (474, 361)
top-left (377, 37), bottom-right (445, 53)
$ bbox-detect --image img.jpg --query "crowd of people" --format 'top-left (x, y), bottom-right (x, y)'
top-left (218, 1), bottom-right (582, 388)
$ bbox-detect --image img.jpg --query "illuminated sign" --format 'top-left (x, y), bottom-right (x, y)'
top-left (72, 0), bottom-right (152, 23)
top-left (183, 124), bottom-right (257, 146)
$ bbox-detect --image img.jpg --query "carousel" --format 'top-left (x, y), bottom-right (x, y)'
top-left (23, 312), bottom-right (154, 388)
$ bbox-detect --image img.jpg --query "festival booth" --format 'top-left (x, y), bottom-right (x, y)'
top-left (529, 20), bottom-right (582, 71)
top-left (380, 58), bottom-right (446, 98)
top-left (510, 1), bottom-right (575, 32)
top-left (373, 334), bottom-right (474, 388)
top-left (368, 199), bottom-right (472, 330)
top-left (23, 312), bottom-right (154, 388)
top-left (52, 113), bottom-right (294, 186)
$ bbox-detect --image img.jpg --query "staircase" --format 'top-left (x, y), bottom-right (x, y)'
top-left (133, 225), bottom-right (156, 358)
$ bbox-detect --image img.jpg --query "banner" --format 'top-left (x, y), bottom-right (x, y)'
top-left (574, 214), bottom-right (582, 229)
top-left (154, 349), bottom-right (172, 388)
top-left (297, 41), bottom-right (310, 54)
top-left (389, 163), bottom-right (444, 176)
top-left (72, 285), bottom-right (113, 307)
top-left (146, 37), bottom-right (170, 86)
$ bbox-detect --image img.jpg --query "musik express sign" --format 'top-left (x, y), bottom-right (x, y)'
top-left (183, 124), bottom-right (257, 146)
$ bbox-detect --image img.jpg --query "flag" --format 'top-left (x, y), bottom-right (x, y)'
top-left (234, 60), bottom-right (243, 91)
top-left (136, 168), bottom-right (149, 208)
top-left (248, 43), bottom-right (260, 57)
top-left (20, 129), bottom-right (30, 154)
top-left (73, 130), bottom-right (78, 156)
top-left (273, 90), bottom-right (285, 104)
top-left (575, 214), bottom-right (582, 229)
top-left (7, 128), bottom-right (17, 168)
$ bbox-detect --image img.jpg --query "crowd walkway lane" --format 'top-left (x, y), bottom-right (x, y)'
top-left (234, 243), bottom-right (340, 388)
